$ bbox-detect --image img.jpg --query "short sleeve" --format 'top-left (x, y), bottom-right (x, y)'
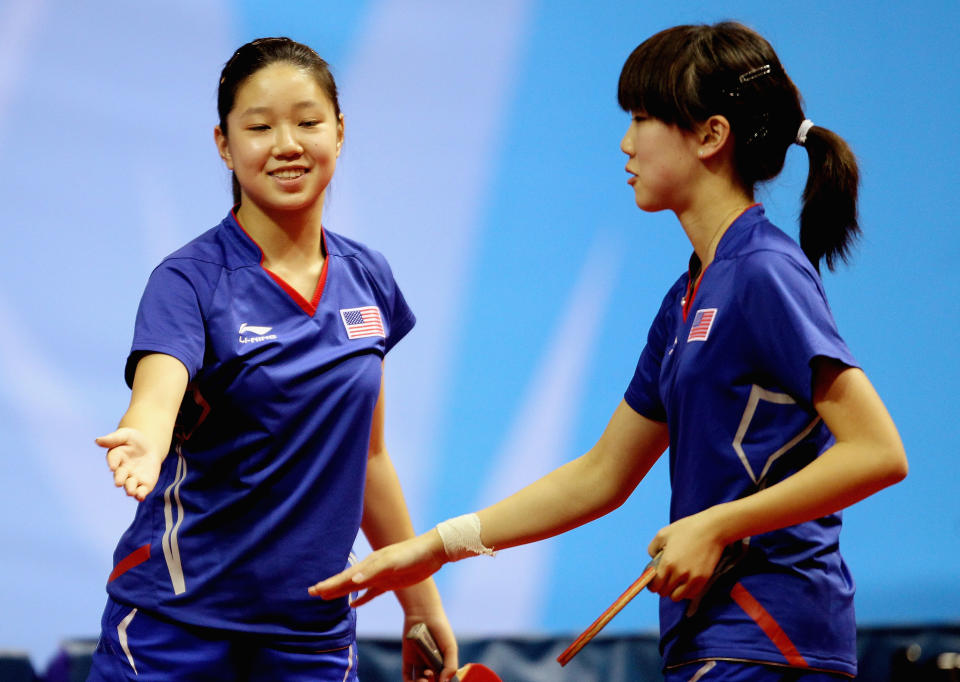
top-left (737, 251), bottom-right (857, 406)
top-left (358, 247), bottom-right (415, 354)
top-left (124, 261), bottom-right (208, 387)
top-left (624, 282), bottom-right (682, 422)
top-left (383, 277), bottom-right (415, 354)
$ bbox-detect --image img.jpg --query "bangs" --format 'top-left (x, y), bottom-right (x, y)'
top-left (617, 25), bottom-right (705, 129)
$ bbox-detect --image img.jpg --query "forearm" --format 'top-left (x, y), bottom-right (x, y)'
top-left (710, 364), bottom-right (908, 544)
top-left (466, 402), bottom-right (667, 552)
top-left (710, 438), bottom-right (907, 545)
top-left (99, 353), bottom-right (188, 500)
top-left (117, 353), bottom-right (188, 457)
top-left (475, 452), bottom-right (628, 551)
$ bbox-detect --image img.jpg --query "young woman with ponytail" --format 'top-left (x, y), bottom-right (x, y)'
top-left (313, 22), bottom-right (906, 681)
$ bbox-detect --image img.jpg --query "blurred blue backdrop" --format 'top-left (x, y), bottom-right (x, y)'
top-left (1, 0), bottom-right (957, 670)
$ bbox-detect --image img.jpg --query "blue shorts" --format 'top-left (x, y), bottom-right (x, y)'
top-left (87, 597), bottom-right (358, 681)
top-left (664, 660), bottom-right (850, 681)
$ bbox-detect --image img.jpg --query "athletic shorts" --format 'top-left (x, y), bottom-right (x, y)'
top-left (664, 660), bottom-right (851, 681)
top-left (87, 597), bottom-right (359, 681)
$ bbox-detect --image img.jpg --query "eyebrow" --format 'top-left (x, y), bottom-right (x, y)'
top-left (238, 101), bottom-right (324, 117)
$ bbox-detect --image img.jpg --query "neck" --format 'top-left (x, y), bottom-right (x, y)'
top-left (676, 189), bottom-right (754, 269)
top-left (236, 196), bottom-right (326, 268)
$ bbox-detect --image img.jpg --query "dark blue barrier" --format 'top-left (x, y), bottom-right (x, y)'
top-left (36, 625), bottom-right (960, 681)
top-left (0, 650), bottom-right (39, 682)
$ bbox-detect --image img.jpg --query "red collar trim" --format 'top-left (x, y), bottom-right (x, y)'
top-left (681, 203), bottom-right (759, 321)
top-left (232, 208), bottom-right (329, 316)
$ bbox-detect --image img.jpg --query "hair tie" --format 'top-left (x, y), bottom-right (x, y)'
top-left (796, 119), bottom-right (814, 146)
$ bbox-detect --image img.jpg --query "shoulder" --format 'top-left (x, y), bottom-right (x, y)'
top-left (151, 216), bottom-right (252, 289)
top-left (728, 219), bottom-right (822, 292)
top-left (324, 228), bottom-right (396, 282)
top-left (729, 235), bottom-right (834, 327)
top-left (135, 227), bottom-right (238, 321)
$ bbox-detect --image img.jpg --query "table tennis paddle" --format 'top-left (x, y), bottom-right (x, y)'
top-left (556, 552), bottom-right (662, 666)
top-left (406, 623), bottom-right (501, 681)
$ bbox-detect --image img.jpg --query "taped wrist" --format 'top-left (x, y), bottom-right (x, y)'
top-left (435, 513), bottom-right (496, 561)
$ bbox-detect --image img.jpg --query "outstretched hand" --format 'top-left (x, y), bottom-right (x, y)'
top-left (308, 531), bottom-right (446, 607)
top-left (96, 427), bottom-right (164, 502)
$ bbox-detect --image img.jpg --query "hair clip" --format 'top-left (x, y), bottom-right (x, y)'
top-left (739, 64), bottom-right (773, 84)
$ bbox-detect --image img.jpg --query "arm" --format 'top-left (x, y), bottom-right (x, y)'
top-left (475, 399), bottom-right (669, 549)
top-left (647, 358), bottom-right (908, 601)
top-left (311, 400), bottom-right (668, 599)
top-left (96, 353), bottom-right (188, 501)
top-left (357, 370), bottom-right (459, 682)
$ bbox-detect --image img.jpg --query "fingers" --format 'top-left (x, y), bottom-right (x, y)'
top-left (669, 575), bottom-right (706, 603)
top-left (95, 428), bottom-right (133, 449)
top-left (348, 587), bottom-right (385, 608)
top-left (647, 554), bottom-right (710, 603)
top-left (110, 459), bottom-right (154, 500)
top-left (439, 655), bottom-right (459, 682)
top-left (403, 662), bottom-right (434, 682)
top-left (134, 483), bottom-right (151, 502)
top-left (114, 466), bottom-right (151, 500)
top-left (124, 475), bottom-right (140, 497)
top-left (308, 564), bottom-right (366, 599)
top-left (647, 530), bottom-right (665, 560)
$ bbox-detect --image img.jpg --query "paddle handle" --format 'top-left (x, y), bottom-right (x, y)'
top-left (557, 553), bottom-right (661, 666)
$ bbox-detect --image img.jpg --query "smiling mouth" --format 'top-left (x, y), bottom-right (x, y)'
top-left (270, 169), bottom-right (308, 179)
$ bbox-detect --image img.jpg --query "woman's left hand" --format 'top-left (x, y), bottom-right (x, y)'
top-left (646, 507), bottom-right (728, 604)
top-left (400, 610), bottom-right (458, 682)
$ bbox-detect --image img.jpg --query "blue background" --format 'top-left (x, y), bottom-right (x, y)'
top-left (0, 0), bottom-right (957, 669)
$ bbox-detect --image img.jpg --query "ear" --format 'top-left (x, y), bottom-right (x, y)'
top-left (214, 125), bottom-right (234, 170)
top-left (335, 113), bottom-right (344, 158)
top-left (696, 115), bottom-right (732, 161)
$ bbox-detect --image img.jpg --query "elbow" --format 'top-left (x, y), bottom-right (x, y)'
top-left (891, 449), bottom-right (909, 484)
top-left (879, 441), bottom-right (908, 488)
top-left (567, 454), bottom-right (633, 520)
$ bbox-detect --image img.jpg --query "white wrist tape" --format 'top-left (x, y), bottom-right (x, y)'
top-left (436, 513), bottom-right (496, 561)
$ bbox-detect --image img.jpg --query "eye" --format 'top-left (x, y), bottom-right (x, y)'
top-left (300, 120), bottom-right (319, 128)
top-left (248, 124), bottom-right (270, 132)
top-left (632, 114), bottom-right (648, 123)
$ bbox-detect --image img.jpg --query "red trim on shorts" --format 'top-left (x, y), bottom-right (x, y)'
top-left (108, 544), bottom-right (151, 582)
top-left (730, 582), bottom-right (809, 668)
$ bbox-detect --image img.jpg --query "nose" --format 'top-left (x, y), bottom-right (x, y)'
top-left (620, 127), bottom-right (633, 156)
top-left (273, 125), bottom-right (303, 157)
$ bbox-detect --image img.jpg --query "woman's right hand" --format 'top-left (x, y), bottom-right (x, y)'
top-left (308, 530), bottom-right (446, 606)
top-left (96, 427), bottom-right (165, 501)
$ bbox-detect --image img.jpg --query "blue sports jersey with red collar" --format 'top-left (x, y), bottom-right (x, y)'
top-left (625, 205), bottom-right (859, 677)
top-left (105, 210), bottom-right (414, 646)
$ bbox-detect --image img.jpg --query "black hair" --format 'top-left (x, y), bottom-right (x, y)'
top-left (217, 37), bottom-right (341, 206)
top-left (618, 22), bottom-right (859, 271)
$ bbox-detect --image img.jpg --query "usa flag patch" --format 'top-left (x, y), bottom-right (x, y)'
top-left (340, 306), bottom-right (385, 339)
top-left (687, 308), bottom-right (717, 342)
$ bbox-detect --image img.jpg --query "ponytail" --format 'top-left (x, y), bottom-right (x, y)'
top-left (798, 124), bottom-right (860, 272)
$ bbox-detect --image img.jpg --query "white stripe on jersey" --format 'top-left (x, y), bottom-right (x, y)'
top-left (733, 385), bottom-right (821, 485)
top-left (341, 643), bottom-right (355, 682)
top-left (161, 446), bottom-right (188, 594)
top-left (117, 607), bottom-right (138, 674)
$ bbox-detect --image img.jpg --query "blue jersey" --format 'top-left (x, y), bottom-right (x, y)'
top-left (625, 205), bottom-right (858, 677)
top-left (105, 210), bottom-right (414, 647)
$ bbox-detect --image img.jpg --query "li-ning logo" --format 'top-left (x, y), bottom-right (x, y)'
top-left (238, 322), bottom-right (277, 344)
